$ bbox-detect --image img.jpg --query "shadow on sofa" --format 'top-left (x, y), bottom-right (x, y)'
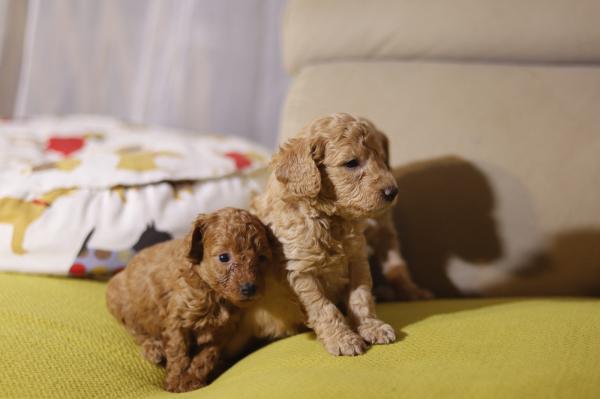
top-left (392, 156), bottom-right (600, 298)
top-left (485, 229), bottom-right (600, 296)
top-left (392, 156), bottom-right (503, 297)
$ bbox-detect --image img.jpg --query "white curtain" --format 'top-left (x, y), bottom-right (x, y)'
top-left (8, 0), bottom-right (289, 148)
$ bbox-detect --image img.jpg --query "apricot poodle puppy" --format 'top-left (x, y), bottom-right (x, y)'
top-left (106, 208), bottom-right (272, 392)
top-left (252, 113), bottom-right (399, 356)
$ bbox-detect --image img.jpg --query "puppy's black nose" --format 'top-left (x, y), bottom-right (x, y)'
top-left (240, 283), bottom-right (257, 297)
top-left (382, 186), bottom-right (399, 202)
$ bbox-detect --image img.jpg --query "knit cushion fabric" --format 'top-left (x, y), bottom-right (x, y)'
top-left (1, 272), bottom-right (599, 398)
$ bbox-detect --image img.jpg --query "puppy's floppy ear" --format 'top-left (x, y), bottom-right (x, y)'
top-left (370, 127), bottom-right (391, 168)
top-left (186, 214), bottom-right (207, 264)
top-left (271, 136), bottom-right (323, 198)
top-left (376, 129), bottom-right (390, 168)
top-left (264, 224), bottom-right (279, 252)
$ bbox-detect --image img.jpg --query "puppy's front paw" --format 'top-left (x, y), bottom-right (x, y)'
top-left (165, 372), bottom-right (205, 393)
top-left (141, 339), bottom-right (164, 364)
top-left (322, 329), bottom-right (367, 356)
top-left (358, 319), bottom-right (396, 345)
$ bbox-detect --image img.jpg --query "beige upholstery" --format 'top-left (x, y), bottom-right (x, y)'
top-left (280, 1), bottom-right (600, 297)
top-left (283, 0), bottom-right (600, 74)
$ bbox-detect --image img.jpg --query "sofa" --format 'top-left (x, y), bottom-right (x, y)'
top-left (2, 0), bottom-right (600, 398)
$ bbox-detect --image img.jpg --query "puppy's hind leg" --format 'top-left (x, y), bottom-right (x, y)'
top-left (382, 251), bottom-right (433, 301)
top-left (368, 213), bottom-right (433, 301)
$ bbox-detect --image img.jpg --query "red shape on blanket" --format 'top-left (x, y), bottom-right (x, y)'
top-left (224, 151), bottom-right (252, 170)
top-left (69, 263), bottom-right (86, 276)
top-left (46, 136), bottom-right (86, 157)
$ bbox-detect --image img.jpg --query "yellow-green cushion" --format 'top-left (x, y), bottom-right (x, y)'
top-left (1, 273), bottom-right (599, 399)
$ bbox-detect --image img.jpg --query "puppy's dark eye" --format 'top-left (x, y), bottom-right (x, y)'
top-left (344, 159), bottom-right (360, 169)
top-left (259, 255), bottom-right (268, 263)
top-left (218, 253), bottom-right (230, 263)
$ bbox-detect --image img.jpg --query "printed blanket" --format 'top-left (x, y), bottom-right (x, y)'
top-left (0, 116), bottom-right (270, 277)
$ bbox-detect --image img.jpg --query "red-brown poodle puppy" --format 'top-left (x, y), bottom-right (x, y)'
top-left (106, 208), bottom-right (272, 392)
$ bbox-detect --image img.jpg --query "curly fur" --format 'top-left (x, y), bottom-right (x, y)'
top-left (106, 208), bottom-right (272, 392)
top-left (251, 113), bottom-right (400, 356)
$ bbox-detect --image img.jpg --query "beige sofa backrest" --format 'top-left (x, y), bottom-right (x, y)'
top-left (283, 0), bottom-right (600, 74)
top-left (279, 0), bottom-right (600, 297)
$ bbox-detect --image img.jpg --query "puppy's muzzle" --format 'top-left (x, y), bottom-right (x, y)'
top-left (382, 186), bottom-right (399, 202)
top-left (240, 283), bottom-right (257, 298)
